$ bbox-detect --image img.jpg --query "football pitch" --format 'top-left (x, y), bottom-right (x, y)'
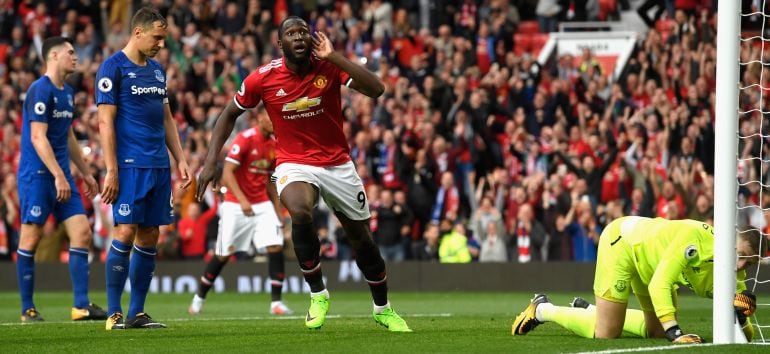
top-left (1, 291), bottom-right (768, 353)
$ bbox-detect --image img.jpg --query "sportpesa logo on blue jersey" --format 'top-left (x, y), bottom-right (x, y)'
top-left (131, 85), bottom-right (166, 95)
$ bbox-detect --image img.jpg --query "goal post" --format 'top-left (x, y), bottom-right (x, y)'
top-left (713, 0), bottom-right (741, 344)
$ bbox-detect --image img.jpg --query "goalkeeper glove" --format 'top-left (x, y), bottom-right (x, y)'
top-left (665, 325), bottom-right (703, 344)
top-left (734, 290), bottom-right (757, 323)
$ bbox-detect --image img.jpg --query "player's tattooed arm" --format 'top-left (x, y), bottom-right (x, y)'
top-left (312, 31), bottom-right (384, 98)
top-left (197, 101), bottom-right (244, 200)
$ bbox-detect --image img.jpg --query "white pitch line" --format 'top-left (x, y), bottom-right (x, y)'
top-left (0, 313), bottom-right (452, 326)
top-left (570, 342), bottom-right (770, 354)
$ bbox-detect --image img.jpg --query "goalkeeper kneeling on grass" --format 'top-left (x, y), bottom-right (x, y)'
top-left (512, 216), bottom-right (764, 343)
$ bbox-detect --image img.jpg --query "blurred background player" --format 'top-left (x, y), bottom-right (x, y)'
top-left (189, 110), bottom-right (293, 316)
top-left (16, 36), bottom-right (107, 323)
top-left (512, 217), bottom-right (763, 343)
top-left (197, 16), bottom-right (410, 331)
top-left (97, 7), bottom-right (191, 330)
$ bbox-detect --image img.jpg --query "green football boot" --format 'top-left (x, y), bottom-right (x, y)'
top-left (305, 293), bottom-right (330, 330)
top-left (373, 307), bottom-right (412, 332)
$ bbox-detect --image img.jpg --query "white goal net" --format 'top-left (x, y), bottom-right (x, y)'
top-left (715, 0), bottom-right (770, 344)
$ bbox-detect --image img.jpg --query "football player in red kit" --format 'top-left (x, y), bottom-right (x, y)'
top-left (189, 110), bottom-right (293, 316)
top-left (196, 16), bottom-right (410, 332)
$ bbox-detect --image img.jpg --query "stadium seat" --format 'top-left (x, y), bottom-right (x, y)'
top-left (598, 0), bottom-right (617, 21)
top-left (513, 33), bottom-right (550, 57)
top-left (514, 34), bottom-right (531, 56)
top-left (518, 20), bottom-right (540, 34)
top-left (530, 34), bottom-right (550, 57)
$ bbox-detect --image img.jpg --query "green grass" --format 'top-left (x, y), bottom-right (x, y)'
top-left (0, 291), bottom-right (768, 353)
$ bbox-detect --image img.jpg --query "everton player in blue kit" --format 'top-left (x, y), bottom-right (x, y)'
top-left (17, 36), bottom-right (107, 322)
top-left (97, 7), bottom-right (191, 330)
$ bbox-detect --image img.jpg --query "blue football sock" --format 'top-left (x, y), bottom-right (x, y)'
top-left (16, 249), bottom-right (35, 314)
top-left (105, 240), bottom-right (131, 315)
top-left (128, 245), bottom-right (156, 319)
top-left (69, 248), bottom-right (90, 309)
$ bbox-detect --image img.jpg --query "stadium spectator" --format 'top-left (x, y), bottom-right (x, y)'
top-left (177, 200), bottom-right (216, 260)
top-left (438, 218), bottom-right (472, 263)
top-left (536, 0), bottom-right (561, 33)
top-left (479, 221), bottom-right (508, 262)
top-left (512, 203), bottom-right (547, 262)
top-left (189, 112), bottom-right (292, 317)
top-left (412, 222), bottom-right (440, 261)
top-left (372, 189), bottom-right (409, 262)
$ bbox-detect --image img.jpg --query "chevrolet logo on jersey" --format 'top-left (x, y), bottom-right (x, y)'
top-left (282, 97), bottom-right (321, 112)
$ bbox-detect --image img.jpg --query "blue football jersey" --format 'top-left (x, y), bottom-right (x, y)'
top-left (95, 51), bottom-right (170, 168)
top-left (19, 76), bottom-right (75, 179)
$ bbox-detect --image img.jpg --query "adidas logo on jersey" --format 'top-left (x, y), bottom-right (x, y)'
top-left (276, 88), bottom-right (287, 97)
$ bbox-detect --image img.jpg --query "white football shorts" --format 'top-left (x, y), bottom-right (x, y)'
top-left (215, 200), bottom-right (283, 256)
top-left (273, 161), bottom-right (371, 221)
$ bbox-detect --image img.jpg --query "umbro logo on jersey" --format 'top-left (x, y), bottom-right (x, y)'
top-left (276, 88), bottom-right (287, 97)
top-left (127, 72), bottom-right (137, 78)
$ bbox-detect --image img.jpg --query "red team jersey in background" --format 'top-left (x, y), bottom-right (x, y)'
top-left (224, 127), bottom-right (276, 204)
top-left (233, 57), bottom-right (352, 167)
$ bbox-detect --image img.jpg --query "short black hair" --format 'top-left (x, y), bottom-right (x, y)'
top-left (41, 36), bottom-right (73, 62)
top-left (131, 7), bottom-right (167, 31)
top-left (279, 16), bottom-right (307, 37)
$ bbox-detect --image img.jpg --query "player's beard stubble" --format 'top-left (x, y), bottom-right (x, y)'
top-left (287, 53), bottom-right (310, 68)
top-left (282, 44), bottom-right (310, 68)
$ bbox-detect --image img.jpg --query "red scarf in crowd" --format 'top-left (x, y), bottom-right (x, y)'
top-left (516, 222), bottom-right (531, 263)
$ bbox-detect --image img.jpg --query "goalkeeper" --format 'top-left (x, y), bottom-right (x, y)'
top-left (512, 216), bottom-right (764, 343)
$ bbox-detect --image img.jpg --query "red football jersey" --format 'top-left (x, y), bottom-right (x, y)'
top-left (233, 57), bottom-right (352, 167)
top-left (224, 127), bottom-right (276, 204)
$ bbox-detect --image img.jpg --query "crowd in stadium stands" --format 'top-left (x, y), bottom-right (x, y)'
top-left (0, 0), bottom-right (735, 264)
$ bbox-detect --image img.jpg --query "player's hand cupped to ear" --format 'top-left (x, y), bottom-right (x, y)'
top-left (312, 31), bottom-right (333, 59)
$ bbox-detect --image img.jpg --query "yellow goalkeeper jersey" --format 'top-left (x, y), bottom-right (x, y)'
top-left (618, 217), bottom-right (746, 321)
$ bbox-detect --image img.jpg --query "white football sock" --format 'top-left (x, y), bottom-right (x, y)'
top-left (310, 289), bottom-right (330, 298)
top-left (536, 302), bottom-right (554, 322)
top-left (374, 302), bottom-right (391, 314)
